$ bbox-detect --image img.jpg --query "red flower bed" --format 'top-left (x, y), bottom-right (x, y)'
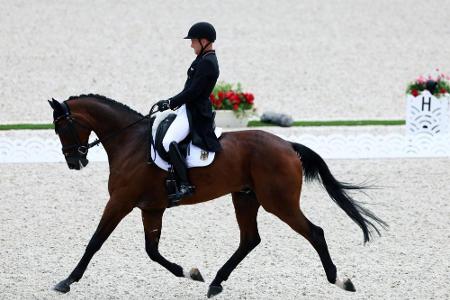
top-left (210, 82), bottom-right (255, 112)
top-left (407, 69), bottom-right (450, 98)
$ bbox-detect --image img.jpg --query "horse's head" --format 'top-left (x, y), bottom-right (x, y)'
top-left (48, 98), bottom-right (91, 170)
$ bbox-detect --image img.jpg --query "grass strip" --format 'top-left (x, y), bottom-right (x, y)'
top-left (0, 120), bottom-right (405, 130)
top-left (0, 123), bottom-right (54, 130)
top-left (248, 120), bottom-right (405, 127)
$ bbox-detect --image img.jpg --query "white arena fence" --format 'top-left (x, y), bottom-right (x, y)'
top-left (1, 132), bottom-right (449, 163)
top-left (3, 91), bottom-right (449, 163)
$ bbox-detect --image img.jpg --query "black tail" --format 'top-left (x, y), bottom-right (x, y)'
top-left (291, 142), bottom-right (387, 243)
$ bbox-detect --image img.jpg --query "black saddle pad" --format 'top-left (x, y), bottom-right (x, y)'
top-left (149, 113), bottom-right (190, 162)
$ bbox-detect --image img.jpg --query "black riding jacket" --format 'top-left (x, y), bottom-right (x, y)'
top-left (169, 50), bottom-right (222, 152)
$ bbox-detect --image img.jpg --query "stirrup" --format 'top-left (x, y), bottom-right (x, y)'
top-left (167, 184), bottom-right (195, 207)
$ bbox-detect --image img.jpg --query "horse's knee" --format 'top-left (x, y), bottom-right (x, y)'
top-left (85, 234), bottom-right (103, 253)
top-left (240, 234), bottom-right (261, 253)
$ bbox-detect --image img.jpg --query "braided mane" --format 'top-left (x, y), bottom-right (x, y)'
top-left (67, 94), bottom-right (144, 117)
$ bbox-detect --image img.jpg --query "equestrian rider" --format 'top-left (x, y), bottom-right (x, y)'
top-left (156, 22), bottom-right (222, 201)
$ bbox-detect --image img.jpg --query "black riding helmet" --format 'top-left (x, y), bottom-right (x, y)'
top-left (184, 22), bottom-right (216, 42)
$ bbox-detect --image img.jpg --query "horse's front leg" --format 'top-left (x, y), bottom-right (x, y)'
top-left (53, 197), bottom-right (133, 293)
top-left (141, 209), bottom-right (205, 282)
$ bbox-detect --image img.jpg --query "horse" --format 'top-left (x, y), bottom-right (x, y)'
top-left (48, 94), bottom-right (387, 298)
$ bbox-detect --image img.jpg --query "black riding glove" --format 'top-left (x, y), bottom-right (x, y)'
top-left (157, 99), bottom-right (170, 111)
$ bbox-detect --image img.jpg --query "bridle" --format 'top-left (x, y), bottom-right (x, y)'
top-left (53, 101), bottom-right (157, 158)
top-left (53, 102), bottom-right (92, 157)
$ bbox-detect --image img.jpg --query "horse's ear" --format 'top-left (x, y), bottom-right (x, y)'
top-left (50, 98), bottom-right (63, 112)
top-left (48, 99), bottom-right (55, 110)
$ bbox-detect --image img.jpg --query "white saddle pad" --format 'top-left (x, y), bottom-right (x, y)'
top-left (149, 110), bottom-right (222, 171)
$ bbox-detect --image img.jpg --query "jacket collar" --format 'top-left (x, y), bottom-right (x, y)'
top-left (197, 50), bottom-right (215, 59)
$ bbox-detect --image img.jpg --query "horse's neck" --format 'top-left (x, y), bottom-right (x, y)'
top-left (71, 98), bottom-right (144, 162)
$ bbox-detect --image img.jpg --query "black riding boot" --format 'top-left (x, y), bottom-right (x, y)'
top-left (168, 141), bottom-right (195, 202)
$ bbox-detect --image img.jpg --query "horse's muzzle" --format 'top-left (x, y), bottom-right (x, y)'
top-left (66, 155), bottom-right (89, 170)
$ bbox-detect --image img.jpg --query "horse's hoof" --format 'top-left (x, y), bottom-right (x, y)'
top-left (343, 278), bottom-right (356, 292)
top-left (189, 268), bottom-right (205, 282)
top-left (53, 279), bottom-right (71, 293)
top-left (207, 284), bottom-right (223, 298)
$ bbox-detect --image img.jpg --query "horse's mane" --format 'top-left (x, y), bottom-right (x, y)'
top-left (67, 94), bottom-right (144, 118)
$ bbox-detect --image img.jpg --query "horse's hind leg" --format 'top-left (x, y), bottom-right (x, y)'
top-left (207, 191), bottom-right (261, 298)
top-left (253, 154), bottom-right (355, 292)
top-left (141, 209), bottom-right (205, 282)
top-left (270, 205), bottom-right (356, 292)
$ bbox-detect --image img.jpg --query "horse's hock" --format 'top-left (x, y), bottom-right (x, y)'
top-left (406, 90), bottom-right (450, 135)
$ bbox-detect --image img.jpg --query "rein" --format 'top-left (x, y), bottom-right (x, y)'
top-left (55, 102), bottom-right (160, 155)
top-left (86, 113), bottom-right (150, 149)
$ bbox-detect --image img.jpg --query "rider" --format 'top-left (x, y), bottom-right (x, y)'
top-left (157, 22), bottom-right (222, 201)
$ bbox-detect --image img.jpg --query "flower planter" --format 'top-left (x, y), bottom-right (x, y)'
top-left (406, 72), bottom-right (450, 136)
top-left (210, 82), bottom-right (255, 128)
top-left (214, 110), bottom-right (250, 128)
top-left (406, 90), bottom-right (449, 135)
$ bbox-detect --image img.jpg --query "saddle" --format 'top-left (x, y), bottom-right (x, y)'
top-left (148, 111), bottom-right (221, 207)
top-left (148, 111), bottom-right (218, 167)
top-left (149, 112), bottom-right (190, 163)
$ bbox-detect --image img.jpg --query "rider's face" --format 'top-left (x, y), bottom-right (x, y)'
top-left (190, 38), bottom-right (207, 55)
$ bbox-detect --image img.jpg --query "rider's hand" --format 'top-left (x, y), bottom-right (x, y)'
top-left (157, 99), bottom-right (170, 111)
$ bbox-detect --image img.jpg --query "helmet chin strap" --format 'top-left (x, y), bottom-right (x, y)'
top-left (198, 39), bottom-right (212, 56)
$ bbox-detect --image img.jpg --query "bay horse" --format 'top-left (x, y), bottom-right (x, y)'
top-left (48, 94), bottom-right (386, 298)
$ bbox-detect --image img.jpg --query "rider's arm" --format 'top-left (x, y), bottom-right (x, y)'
top-left (169, 59), bottom-right (216, 109)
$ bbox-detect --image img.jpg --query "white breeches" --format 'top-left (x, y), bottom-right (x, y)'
top-left (162, 104), bottom-right (190, 152)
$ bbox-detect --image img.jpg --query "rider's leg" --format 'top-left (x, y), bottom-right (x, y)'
top-left (168, 142), bottom-right (191, 186)
top-left (161, 105), bottom-right (194, 201)
top-left (162, 105), bottom-right (189, 152)
top-left (166, 142), bottom-right (195, 201)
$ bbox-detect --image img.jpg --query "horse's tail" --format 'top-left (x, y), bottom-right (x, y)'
top-left (291, 142), bottom-right (387, 243)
